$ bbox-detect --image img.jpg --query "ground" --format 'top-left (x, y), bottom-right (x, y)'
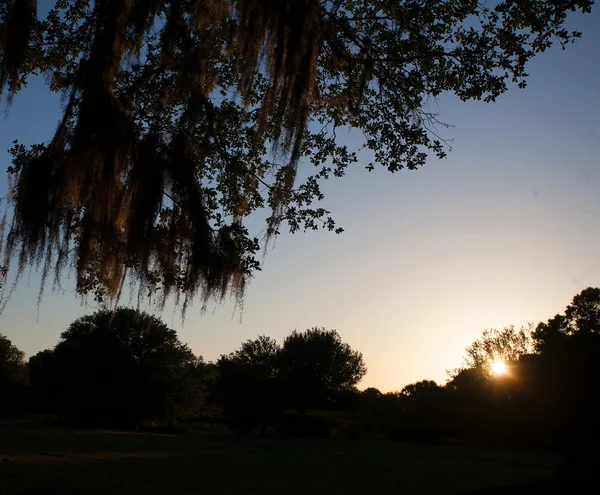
top-left (0, 428), bottom-right (559, 494)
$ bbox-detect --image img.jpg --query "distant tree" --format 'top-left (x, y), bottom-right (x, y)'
top-left (213, 335), bottom-right (282, 429)
top-left (401, 380), bottom-right (446, 413)
top-left (378, 391), bottom-right (404, 414)
top-left (0, 333), bottom-right (26, 385)
top-left (279, 328), bottom-right (366, 412)
top-left (28, 349), bottom-right (56, 389)
top-left (358, 387), bottom-right (383, 412)
top-left (0, 333), bottom-right (27, 413)
top-left (161, 354), bottom-right (208, 424)
top-left (445, 366), bottom-right (496, 414)
top-left (534, 287), bottom-right (600, 354)
top-left (532, 288), bottom-right (600, 425)
top-left (0, 0), bottom-right (593, 314)
top-left (48, 308), bottom-right (203, 426)
top-left (394, 289), bottom-right (600, 444)
top-left (226, 335), bottom-right (281, 377)
top-left (565, 287), bottom-right (600, 334)
top-left (362, 387), bottom-right (382, 397)
top-left (192, 362), bottom-right (222, 420)
top-left (361, 387), bottom-right (382, 402)
top-left (445, 325), bottom-right (534, 417)
top-left (401, 380), bottom-right (441, 398)
top-left (449, 325), bottom-right (533, 379)
top-left (532, 314), bottom-right (568, 356)
top-left (28, 349), bottom-right (61, 413)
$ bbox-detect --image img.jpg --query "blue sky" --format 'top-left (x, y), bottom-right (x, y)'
top-left (1, 9), bottom-right (599, 392)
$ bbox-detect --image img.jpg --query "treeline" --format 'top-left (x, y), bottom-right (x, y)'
top-left (358, 288), bottom-right (600, 447)
top-left (2, 288), bottom-right (600, 447)
top-left (0, 309), bottom-right (366, 432)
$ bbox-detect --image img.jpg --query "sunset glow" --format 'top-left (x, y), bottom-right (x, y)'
top-left (0, 6), bottom-right (598, 394)
top-left (491, 361), bottom-right (507, 375)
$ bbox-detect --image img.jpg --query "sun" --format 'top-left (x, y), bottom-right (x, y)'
top-left (491, 360), bottom-right (507, 375)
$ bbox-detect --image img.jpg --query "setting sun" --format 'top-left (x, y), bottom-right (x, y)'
top-left (491, 361), bottom-right (507, 375)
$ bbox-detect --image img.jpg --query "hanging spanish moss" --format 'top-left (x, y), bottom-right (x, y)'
top-left (0, 0), bottom-right (593, 313)
top-left (0, 0), bottom-right (37, 101)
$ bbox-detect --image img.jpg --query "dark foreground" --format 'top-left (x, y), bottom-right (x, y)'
top-left (0, 428), bottom-right (560, 494)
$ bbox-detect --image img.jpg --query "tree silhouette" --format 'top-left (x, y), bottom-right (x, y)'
top-left (41, 308), bottom-right (203, 426)
top-left (531, 288), bottom-right (600, 426)
top-left (565, 287), bottom-right (600, 334)
top-left (534, 287), bottom-right (600, 354)
top-left (401, 379), bottom-right (446, 413)
top-left (449, 325), bottom-right (533, 379)
top-left (28, 348), bottom-right (61, 414)
top-left (360, 387), bottom-right (383, 411)
top-left (279, 328), bottom-right (366, 412)
top-left (213, 335), bottom-right (283, 429)
top-left (445, 326), bottom-right (535, 417)
top-left (0, 0), bottom-right (594, 312)
top-left (401, 380), bottom-right (441, 398)
top-left (0, 333), bottom-right (26, 386)
top-left (0, 333), bottom-right (27, 413)
top-left (441, 292), bottom-right (600, 430)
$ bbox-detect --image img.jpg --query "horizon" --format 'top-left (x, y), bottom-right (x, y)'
top-left (1, 9), bottom-right (599, 394)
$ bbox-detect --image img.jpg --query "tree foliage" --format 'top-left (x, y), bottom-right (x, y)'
top-left (35, 308), bottom-right (204, 425)
top-left (211, 329), bottom-right (365, 425)
top-left (0, 0), bottom-right (594, 312)
top-left (0, 333), bottom-right (27, 413)
top-left (279, 327), bottom-right (366, 411)
top-left (564, 287), bottom-right (600, 334)
top-left (359, 387), bottom-right (403, 414)
top-left (213, 335), bottom-right (282, 428)
top-left (449, 324), bottom-right (533, 378)
top-left (534, 287), bottom-right (600, 353)
top-left (442, 289), bottom-right (600, 424)
top-left (0, 333), bottom-right (26, 385)
top-left (530, 287), bottom-right (600, 422)
top-left (400, 379), bottom-right (447, 413)
top-left (401, 379), bottom-right (441, 398)
top-left (445, 324), bottom-right (534, 413)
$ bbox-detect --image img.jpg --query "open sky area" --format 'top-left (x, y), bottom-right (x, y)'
top-left (1, 6), bottom-right (598, 392)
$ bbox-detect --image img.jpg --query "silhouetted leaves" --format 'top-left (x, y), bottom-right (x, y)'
top-left (279, 328), bottom-right (367, 412)
top-left (0, 333), bottom-right (27, 413)
top-left (213, 336), bottom-right (283, 430)
top-left (211, 329), bottom-right (366, 428)
top-left (0, 1), bottom-right (594, 312)
top-left (5, 288), bottom-right (600, 447)
top-left (32, 308), bottom-right (205, 426)
top-left (0, 333), bottom-right (26, 386)
top-left (449, 325), bottom-right (533, 379)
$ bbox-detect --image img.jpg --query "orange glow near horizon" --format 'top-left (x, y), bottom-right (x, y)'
top-left (491, 361), bottom-right (507, 376)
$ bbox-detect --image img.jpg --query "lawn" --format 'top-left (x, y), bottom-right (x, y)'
top-left (0, 428), bottom-right (560, 494)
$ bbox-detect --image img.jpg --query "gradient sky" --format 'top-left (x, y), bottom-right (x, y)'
top-left (1, 9), bottom-right (598, 392)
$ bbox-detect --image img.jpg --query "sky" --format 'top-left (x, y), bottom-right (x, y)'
top-left (1, 8), bottom-right (599, 392)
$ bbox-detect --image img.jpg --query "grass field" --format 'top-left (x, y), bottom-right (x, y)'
top-left (0, 428), bottom-right (560, 494)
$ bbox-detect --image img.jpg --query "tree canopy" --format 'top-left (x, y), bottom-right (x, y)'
top-left (211, 329), bottom-right (365, 426)
top-left (3, 289), bottom-right (600, 444)
top-left (0, 333), bottom-right (27, 412)
top-left (533, 287), bottom-right (600, 353)
top-left (0, 0), bottom-right (593, 312)
top-left (0, 333), bottom-right (26, 386)
top-left (34, 308), bottom-right (204, 425)
top-left (530, 287), bottom-right (600, 422)
top-left (449, 324), bottom-right (533, 378)
top-left (213, 335), bottom-right (282, 428)
top-left (279, 327), bottom-right (366, 411)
